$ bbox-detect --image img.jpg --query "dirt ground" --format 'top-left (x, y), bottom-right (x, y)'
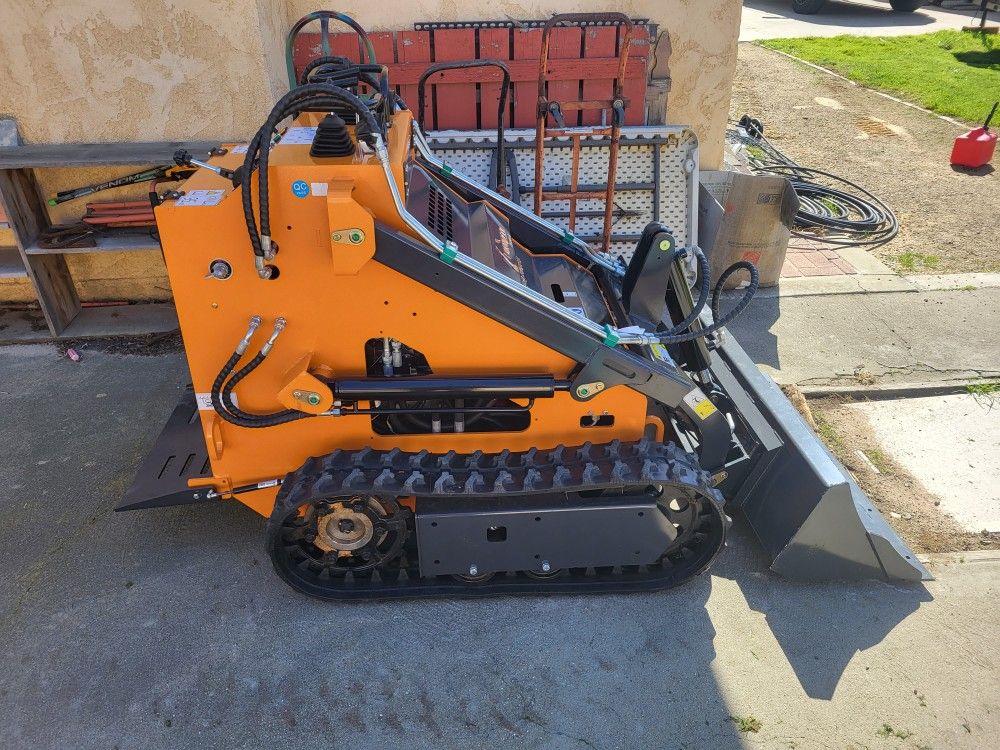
top-left (789, 388), bottom-right (1000, 554)
top-left (729, 43), bottom-right (1000, 274)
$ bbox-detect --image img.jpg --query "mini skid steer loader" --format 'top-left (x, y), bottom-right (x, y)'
top-left (119, 13), bottom-right (928, 599)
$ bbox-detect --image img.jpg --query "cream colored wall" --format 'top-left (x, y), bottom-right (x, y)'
top-left (0, 0), bottom-right (739, 303)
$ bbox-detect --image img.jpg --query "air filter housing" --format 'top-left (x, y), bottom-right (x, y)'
top-left (310, 114), bottom-right (355, 158)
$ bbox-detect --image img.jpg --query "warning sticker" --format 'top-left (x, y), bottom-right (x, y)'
top-left (277, 126), bottom-right (318, 145)
top-left (175, 189), bottom-right (226, 207)
top-left (195, 392), bottom-right (237, 411)
top-left (649, 343), bottom-right (673, 364)
top-left (683, 388), bottom-right (717, 420)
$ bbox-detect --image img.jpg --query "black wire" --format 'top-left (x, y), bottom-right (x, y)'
top-left (727, 121), bottom-right (898, 249)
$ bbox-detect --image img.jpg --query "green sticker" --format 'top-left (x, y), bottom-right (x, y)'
top-left (441, 243), bottom-right (457, 264)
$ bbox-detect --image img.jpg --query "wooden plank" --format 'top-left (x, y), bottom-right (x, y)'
top-left (25, 232), bottom-right (161, 255)
top-left (512, 29), bottom-right (543, 128)
top-left (383, 58), bottom-right (645, 86)
top-left (59, 303), bottom-right (178, 339)
top-left (546, 27), bottom-right (583, 127)
top-left (0, 141), bottom-right (219, 169)
top-left (0, 168), bottom-right (80, 335)
top-left (398, 31), bottom-right (432, 120)
top-left (0, 246), bottom-right (27, 278)
top-left (430, 29), bottom-right (478, 130)
top-left (581, 26), bottom-right (617, 126)
top-left (477, 28), bottom-right (511, 131)
top-left (622, 25), bottom-right (651, 126)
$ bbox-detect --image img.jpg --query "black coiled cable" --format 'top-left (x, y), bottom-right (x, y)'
top-left (728, 118), bottom-right (898, 248)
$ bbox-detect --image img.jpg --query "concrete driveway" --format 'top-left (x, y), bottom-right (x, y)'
top-left (741, 0), bottom-right (998, 40)
top-left (1, 342), bottom-right (998, 749)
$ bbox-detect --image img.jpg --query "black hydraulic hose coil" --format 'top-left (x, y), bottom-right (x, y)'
top-left (241, 84), bottom-right (380, 259)
top-left (212, 349), bottom-right (310, 428)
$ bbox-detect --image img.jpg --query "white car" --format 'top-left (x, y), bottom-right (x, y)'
top-left (792, 0), bottom-right (925, 13)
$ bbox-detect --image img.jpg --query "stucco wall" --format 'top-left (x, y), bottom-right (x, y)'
top-left (0, 0), bottom-right (739, 303)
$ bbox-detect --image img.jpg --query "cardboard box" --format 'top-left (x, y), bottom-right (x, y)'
top-left (698, 170), bottom-right (799, 288)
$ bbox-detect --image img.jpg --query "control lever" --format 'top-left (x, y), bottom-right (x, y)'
top-left (173, 149), bottom-right (241, 185)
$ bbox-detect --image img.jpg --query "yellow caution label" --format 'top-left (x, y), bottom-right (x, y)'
top-left (650, 343), bottom-right (671, 362)
top-left (683, 388), bottom-right (718, 420)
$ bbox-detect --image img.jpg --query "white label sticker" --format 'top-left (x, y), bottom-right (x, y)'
top-left (176, 189), bottom-right (226, 207)
top-left (230, 144), bottom-right (249, 154)
top-left (277, 126), bottom-right (318, 145)
top-left (310, 182), bottom-right (328, 196)
top-left (563, 290), bottom-right (578, 298)
top-left (195, 392), bottom-right (237, 410)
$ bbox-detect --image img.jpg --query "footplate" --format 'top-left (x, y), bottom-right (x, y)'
top-left (117, 389), bottom-right (213, 511)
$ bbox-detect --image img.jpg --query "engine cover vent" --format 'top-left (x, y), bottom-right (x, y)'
top-left (426, 184), bottom-right (455, 242)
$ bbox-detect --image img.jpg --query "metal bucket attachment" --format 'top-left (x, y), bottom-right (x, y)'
top-left (713, 335), bottom-right (930, 582)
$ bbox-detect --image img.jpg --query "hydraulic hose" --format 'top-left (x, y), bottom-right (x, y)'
top-left (240, 84), bottom-right (380, 274)
top-left (211, 317), bottom-right (311, 428)
top-left (655, 256), bottom-right (759, 345)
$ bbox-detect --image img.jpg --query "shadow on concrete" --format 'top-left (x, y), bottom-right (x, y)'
top-left (726, 292), bottom-right (783, 371)
top-left (0, 343), bottom-right (935, 747)
top-left (0, 344), bottom-right (750, 749)
top-left (743, 0), bottom-right (936, 29)
top-left (718, 520), bottom-right (932, 700)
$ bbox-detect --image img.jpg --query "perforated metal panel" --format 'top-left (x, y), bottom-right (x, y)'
top-left (426, 126), bottom-right (700, 261)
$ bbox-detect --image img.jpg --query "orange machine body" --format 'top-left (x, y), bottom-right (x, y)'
top-left (154, 111), bottom-right (649, 517)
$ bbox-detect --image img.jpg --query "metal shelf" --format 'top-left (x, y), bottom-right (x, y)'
top-left (24, 232), bottom-right (160, 255)
top-left (0, 140), bottom-right (219, 169)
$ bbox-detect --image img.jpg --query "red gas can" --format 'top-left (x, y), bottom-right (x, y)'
top-left (951, 102), bottom-right (998, 169)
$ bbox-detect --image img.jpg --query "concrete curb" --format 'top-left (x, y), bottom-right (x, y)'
top-left (799, 380), bottom-right (1000, 400)
top-left (732, 272), bottom-right (1000, 299)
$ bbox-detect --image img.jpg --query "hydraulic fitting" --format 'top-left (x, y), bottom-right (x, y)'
top-left (382, 337), bottom-right (393, 377)
top-left (391, 340), bottom-right (403, 369)
top-left (236, 315), bottom-right (263, 354)
top-left (260, 317), bottom-right (287, 356)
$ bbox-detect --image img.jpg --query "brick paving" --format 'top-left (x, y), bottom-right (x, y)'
top-left (781, 242), bottom-right (857, 278)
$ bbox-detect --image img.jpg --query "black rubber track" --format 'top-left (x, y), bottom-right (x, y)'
top-left (266, 439), bottom-right (729, 600)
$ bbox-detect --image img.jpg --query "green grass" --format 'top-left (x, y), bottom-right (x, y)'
top-left (730, 715), bottom-right (763, 734)
top-left (761, 31), bottom-right (1000, 124)
top-left (877, 723), bottom-right (913, 740)
top-left (897, 251), bottom-right (940, 271)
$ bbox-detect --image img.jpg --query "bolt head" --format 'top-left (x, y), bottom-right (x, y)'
top-left (307, 393), bottom-right (321, 406)
top-left (541, 561), bottom-right (551, 572)
top-left (468, 565), bottom-right (478, 576)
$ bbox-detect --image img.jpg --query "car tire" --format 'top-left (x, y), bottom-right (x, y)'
top-left (889, 0), bottom-right (924, 10)
top-left (792, 0), bottom-right (827, 12)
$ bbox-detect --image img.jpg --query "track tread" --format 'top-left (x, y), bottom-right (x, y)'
top-left (267, 440), bottom-right (728, 601)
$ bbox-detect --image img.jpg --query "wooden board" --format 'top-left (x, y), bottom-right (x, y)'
top-left (0, 167), bottom-right (80, 335)
top-left (292, 25), bottom-right (651, 131)
top-left (430, 29), bottom-right (478, 130)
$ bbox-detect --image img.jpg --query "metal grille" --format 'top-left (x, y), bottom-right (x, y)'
top-left (426, 183), bottom-right (455, 242)
top-left (426, 126), bottom-right (700, 261)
